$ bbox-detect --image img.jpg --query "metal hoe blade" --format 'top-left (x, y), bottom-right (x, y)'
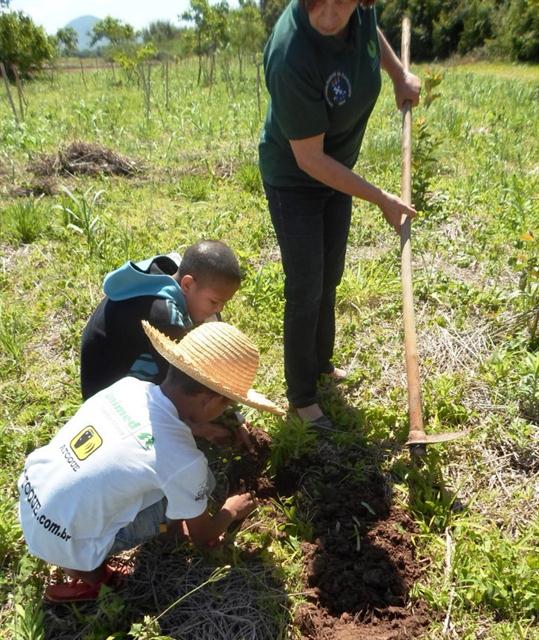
top-left (406, 430), bottom-right (468, 446)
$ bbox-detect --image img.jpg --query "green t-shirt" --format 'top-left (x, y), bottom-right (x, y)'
top-left (259, 0), bottom-right (381, 188)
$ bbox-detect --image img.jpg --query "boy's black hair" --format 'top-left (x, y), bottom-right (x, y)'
top-left (179, 240), bottom-right (242, 285)
top-left (166, 365), bottom-right (220, 397)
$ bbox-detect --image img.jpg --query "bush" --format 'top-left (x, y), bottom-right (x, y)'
top-left (1, 199), bottom-right (46, 244)
top-left (377, 0), bottom-right (539, 62)
top-left (454, 0), bottom-right (496, 55)
top-left (491, 0), bottom-right (539, 61)
top-left (377, 0), bottom-right (455, 60)
top-left (0, 11), bottom-right (55, 78)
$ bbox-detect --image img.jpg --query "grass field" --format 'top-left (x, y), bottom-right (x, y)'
top-left (1, 57), bottom-right (538, 639)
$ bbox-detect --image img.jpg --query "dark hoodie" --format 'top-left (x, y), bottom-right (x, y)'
top-left (80, 255), bottom-right (193, 400)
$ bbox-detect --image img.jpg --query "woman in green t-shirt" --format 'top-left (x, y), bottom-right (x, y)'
top-left (259, 0), bottom-right (420, 430)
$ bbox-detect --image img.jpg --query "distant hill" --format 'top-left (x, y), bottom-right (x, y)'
top-left (65, 15), bottom-right (100, 51)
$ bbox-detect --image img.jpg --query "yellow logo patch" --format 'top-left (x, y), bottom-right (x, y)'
top-left (70, 426), bottom-right (103, 460)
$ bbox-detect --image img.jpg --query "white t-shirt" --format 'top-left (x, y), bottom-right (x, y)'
top-left (18, 377), bottom-right (209, 571)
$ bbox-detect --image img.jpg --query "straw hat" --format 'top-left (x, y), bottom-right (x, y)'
top-left (142, 320), bottom-right (284, 415)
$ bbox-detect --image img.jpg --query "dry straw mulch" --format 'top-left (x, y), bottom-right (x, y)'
top-left (29, 141), bottom-right (142, 178)
top-left (42, 543), bottom-right (288, 640)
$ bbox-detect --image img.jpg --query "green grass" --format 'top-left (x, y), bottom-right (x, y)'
top-left (0, 56), bottom-right (538, 638)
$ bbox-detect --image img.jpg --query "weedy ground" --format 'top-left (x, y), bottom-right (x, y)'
top-left (0, 58), bottom-right (538, 639)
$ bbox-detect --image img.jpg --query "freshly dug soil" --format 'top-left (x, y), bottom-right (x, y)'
top-left (297, 508), bottom-right (431, 639)
top-left (229, 432), bottom-right (433, 640)
top-left (226, 426), bottom-right (274, 497)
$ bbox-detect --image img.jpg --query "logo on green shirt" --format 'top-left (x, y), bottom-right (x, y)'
top-left (367, 40), bottom-right (377, 58)
top-left (325, 71), bottom-right (352, 107)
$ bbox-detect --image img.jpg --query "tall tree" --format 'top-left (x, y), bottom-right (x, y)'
top-left (142, 20), bottom-right (181, 44)
top-left (494, 0), bottom-right (539, 61)
top-left (182, 0), bottom-right (229, 83)
top-left (377, 0), bottom-right (511, 60)
top-left (90, 17), bottom-right (135, 47)
top-left (56, 26), bottom-right (78, 56)
top-left (228, 0), bottom-right (265, 76)
top-left (259, 0), bottom-right (288, 35)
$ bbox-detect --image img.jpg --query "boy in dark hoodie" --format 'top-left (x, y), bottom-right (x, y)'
top-left (80, 240), bottom-right (242, 402)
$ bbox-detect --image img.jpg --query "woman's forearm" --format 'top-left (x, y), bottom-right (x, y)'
top-left (290, 140), bottom-right (416, 232)
top-left (296, 149), bottom-right (385, 206)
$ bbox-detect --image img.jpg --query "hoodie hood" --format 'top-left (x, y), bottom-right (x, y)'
top-left (103, 256), bottom-right (190, 321)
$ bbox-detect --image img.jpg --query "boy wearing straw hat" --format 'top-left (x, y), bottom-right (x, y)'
top-left (18, 321), bottom-right (283, 604)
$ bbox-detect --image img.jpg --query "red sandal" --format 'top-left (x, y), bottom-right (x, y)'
top-left (44, 564), bottom-right (129, 604)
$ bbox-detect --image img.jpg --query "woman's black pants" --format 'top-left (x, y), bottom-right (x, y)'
top-left (264, 182), bottom-right (352, 408)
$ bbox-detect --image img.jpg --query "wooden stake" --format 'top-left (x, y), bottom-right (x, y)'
top-left (0, 62), bottom-right (19, 125)
top-left (147, 62), bottom-right (152, 116)
top-left (80, 59), bottom-right (87, 89)
top-left (256, 62), bottom-right (262, 120)
top-left (138, 63), bottom-right (151, 122)
top-left (164, 59), bottom-right (169, 111)
top-left (11, 64), bottom-right (26, 120)
top-left (208, 54), bottom-right (215, 98)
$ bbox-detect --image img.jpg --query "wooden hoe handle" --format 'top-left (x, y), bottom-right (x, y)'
top-left (400, 17), bottom-right (427, 448)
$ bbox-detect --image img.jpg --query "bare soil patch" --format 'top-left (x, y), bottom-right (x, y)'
top-left (227, 432), bottom-right (433, 639)
top-left (226, 427), bottom-right (274, 496)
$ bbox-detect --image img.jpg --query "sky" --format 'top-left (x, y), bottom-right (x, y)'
top-left (9, 0), bottom-right (194, 34)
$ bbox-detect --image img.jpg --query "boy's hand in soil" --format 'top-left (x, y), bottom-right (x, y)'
top-left (220, 410), bottom-right (256, 454)
top-left (180, 492), bottom-right (257, 548)
top-left (223, 492), bottom-right (258, 521)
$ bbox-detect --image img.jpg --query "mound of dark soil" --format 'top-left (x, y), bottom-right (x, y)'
top-left (30, 141), bottom-right (141, 177)
top-left (217, 427), bottom-right (431, 637)
top-left (295, 599), bottom-right (431, 640)
top-left (280, 442), bottom-right (433, 639)
top-left (221, 428), bottom-right (433, 638)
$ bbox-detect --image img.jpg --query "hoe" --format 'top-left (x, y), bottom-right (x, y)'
top-left (399, 17), bottom-right (467, 457)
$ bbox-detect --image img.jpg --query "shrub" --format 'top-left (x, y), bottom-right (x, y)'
top-left (0, 11), bottom-right (55, 78)
top-left (491, 0), bottom-right (539, 61)
top-left (2, 199), bottom-right (46, 244)
top-left (377, 0), bottom-right (539, 62)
